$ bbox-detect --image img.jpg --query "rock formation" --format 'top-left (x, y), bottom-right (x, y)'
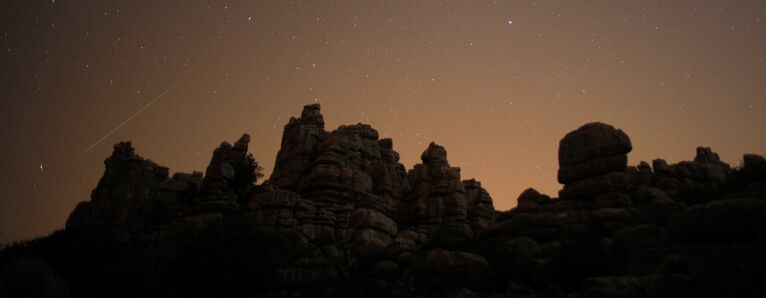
top-left (464, 179), bottom-right (495, 233)
top-left (249, 107), bottom-right (410, 262)
top-left (557, 122), bottom-right (634, 199)
top-left (2, 106), bottom-right (765, 298)
top-left (66, 142), bottom-right (171, 240)
top-left (269, 103), bottom-right (326, 190)
top-left (398, 142), bottom-right (475, 246)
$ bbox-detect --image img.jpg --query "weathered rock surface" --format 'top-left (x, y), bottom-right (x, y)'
top-left (669, 198), bottom-right (766, 242)
top-left (557, 123), bottom-right (635, 201)
top-left (464, 179), bottom-right (495, 233)
top-left (269, 103), bottom-right (326, 190)
top-left (398, 142), bottom-right (475, 245)
top-left (198, 134), bottom-right (260, 204)
top-left (650, 146), bottom-right (733, 204)
top-left (557, 122), bottom-right (632, 184)
top-left (477, 122), bottom-right (765, 298)
top-left (3, 106), bottom-right (764, 298)
top-left (245, 106), bottom-right (414, 263)
top-left (66, 141), bottom-right (170, 240)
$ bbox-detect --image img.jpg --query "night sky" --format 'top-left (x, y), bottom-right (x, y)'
top-left (1, 1), bottom-right (765, 242)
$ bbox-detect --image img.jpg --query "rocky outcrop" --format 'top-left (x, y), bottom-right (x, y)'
top-left (478, 122), bottom-right (765, 298)
top-left (196, 134), bottom-right (261, 212)
top-left (246, 187), bottom-right (304, 231)
top-left (245, 106), bottom-right (412, 262)
top-left (66, 142), bottom-right (170, 239)
top-left (649, 147), bottom-right (733, 204)
top-left (669, 198), bottom-right (766, 242)
top-left (477, 123), bottom-right (639, 246)
top-left (245, 105), bottom-right (493, 262)
top-left (464, 179), bottom-right (495, 233)
top-left (557, 122), bottom-right (632, 184)
top-left (558, 122), bottom-right (634, 199)
top-left (269, 104), bottom-right (326, 190)
top-left (4, 105), bottom-right (764, 298)
top-left (398, 142), bottom-right (473, 245)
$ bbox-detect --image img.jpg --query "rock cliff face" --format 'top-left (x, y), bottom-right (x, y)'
top-left (399, 142), bottom-right (474, 246)
top-left (66, 142), bottom-right (172, 239)
top-left (269, 103), bottom-right (326, 190)
top-left (3, 105), bottom-right (765, 298)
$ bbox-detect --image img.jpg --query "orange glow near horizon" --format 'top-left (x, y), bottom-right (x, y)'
top-left (1, 1), bottom-right (765, 242)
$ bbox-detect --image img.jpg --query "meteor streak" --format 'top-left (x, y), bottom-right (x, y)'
top-left (79, 85), bottom-right (175, 158)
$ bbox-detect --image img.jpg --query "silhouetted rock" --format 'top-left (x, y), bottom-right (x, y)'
top-left (197, 134), bottom-right (261, 210)
top-left (4, 107), bottom-right (765, 298)
top-left (629, 186), bottom-right (684, 225)
top-left (512, 188), bottom-right (552, 213)
top-left (557, 122), bottom-right (632, 184)
top-left (637, 161), bottom-right (653, 186)
top-left (66, 142), bottom-right (169, 240)
top-left (247, 106), bottom-right (412, 260)
top-left (399, 142), bottom-right (473, 245)
top-left (669, 198), bottom-right (766, 242)
top-left (479, 123), bottom-right (637, 251)
top-left (269, 104), bottom-right (326, 190)
top-left (650, 147), bottom-right (732, 204)
top-left (557, 123), bottom-right (634, 200)
top-left (559, 171), bottom-right (633, 199)
top-left (464, 179), bottom-right (496, 233)
top-left (246, 187), bottom-right (304, 231)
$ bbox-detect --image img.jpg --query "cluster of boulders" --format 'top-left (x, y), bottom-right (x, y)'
top-left (477, 122), bottom-right (765, 298)
top-left (3, 104), bottom-right (765, 298)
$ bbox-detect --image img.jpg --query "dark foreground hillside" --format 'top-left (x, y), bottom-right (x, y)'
top-left (2, 104), bottom-right (765, 298)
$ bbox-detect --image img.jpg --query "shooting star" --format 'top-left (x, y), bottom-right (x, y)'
top-left (79, 85), bottom-right (175, 158)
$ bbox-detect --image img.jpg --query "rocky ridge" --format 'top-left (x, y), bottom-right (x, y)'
top-left (2, 104), bottom-right (765, 298)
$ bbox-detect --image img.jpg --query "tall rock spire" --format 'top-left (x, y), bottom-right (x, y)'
top-left (400, 142), bottom-right (473, 245)
top-left (268, 104), bottom-right (327, 190)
